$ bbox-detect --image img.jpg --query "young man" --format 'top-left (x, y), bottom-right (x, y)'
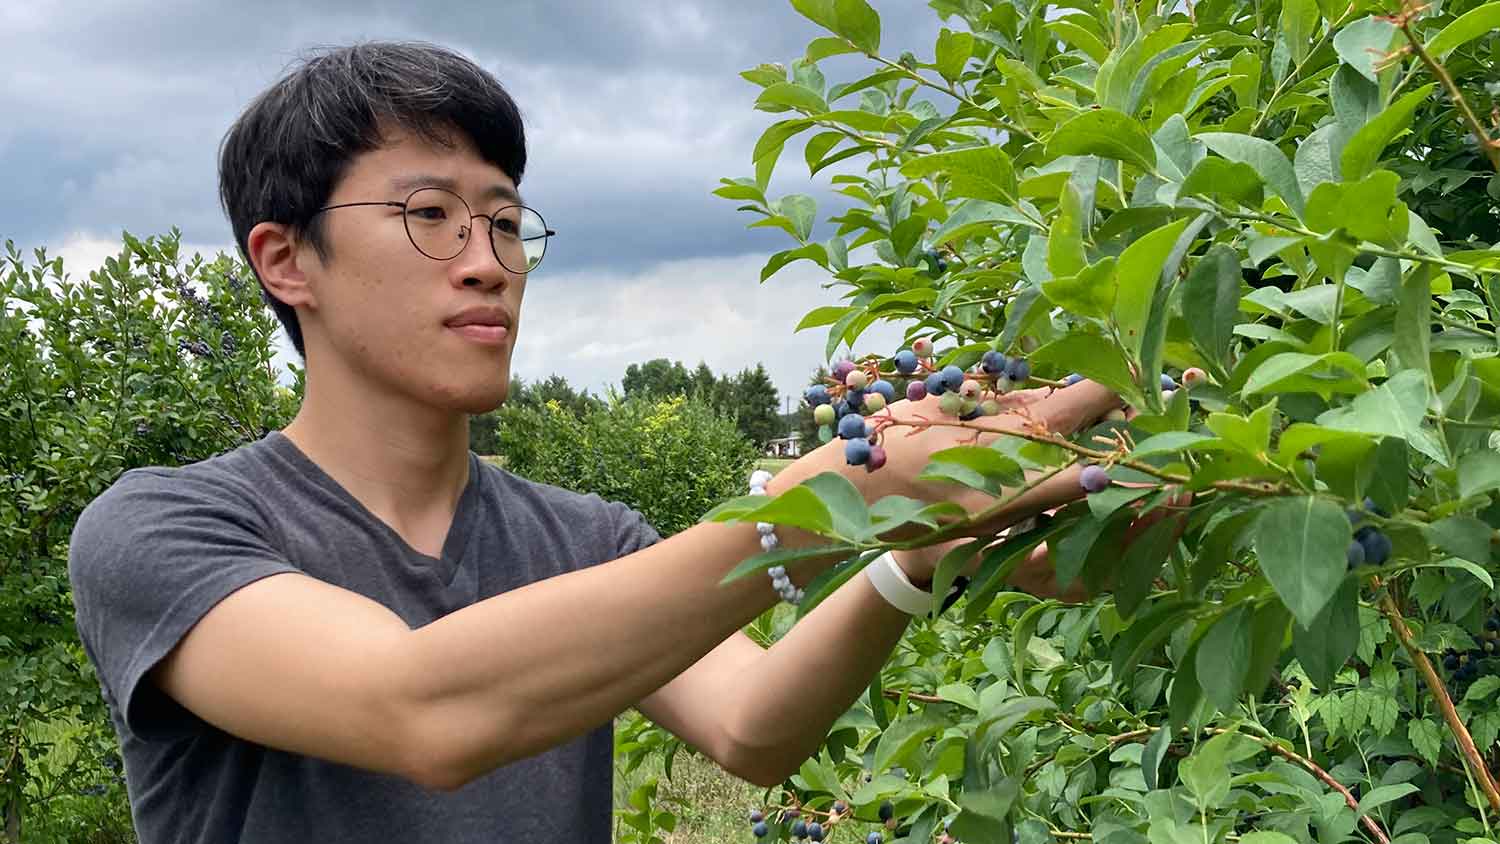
top-left (67, 41), bottom-right (1141, 842)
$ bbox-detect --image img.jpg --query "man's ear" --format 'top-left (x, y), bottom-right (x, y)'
top-left (247, 221), bottom-right (317, 310)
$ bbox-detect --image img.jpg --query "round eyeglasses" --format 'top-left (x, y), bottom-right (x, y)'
top-left (312, 186), bottom-right (555, 274)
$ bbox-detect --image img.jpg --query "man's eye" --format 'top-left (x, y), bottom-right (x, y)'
top-left (493, 218), bottom-right (519, 236)
top-left (409, 206), bottom-right (447, 221)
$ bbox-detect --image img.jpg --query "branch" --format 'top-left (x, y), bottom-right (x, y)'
top-left (1398, 18), bottom-right (1500, 173)
top-left (1376, 582), bottom-right (1500, 815)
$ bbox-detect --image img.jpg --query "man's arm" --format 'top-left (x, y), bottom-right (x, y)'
top-left (152, 441), bottom-right (880, 792)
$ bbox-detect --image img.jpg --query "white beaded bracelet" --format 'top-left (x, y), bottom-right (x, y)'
top-left (749, 469), bottom-right (804, 605)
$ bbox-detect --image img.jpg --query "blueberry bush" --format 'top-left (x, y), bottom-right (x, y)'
top-left (0, 231), bottom-right (300, 842)
top-left (676, 0), bottom-right (1500, 841)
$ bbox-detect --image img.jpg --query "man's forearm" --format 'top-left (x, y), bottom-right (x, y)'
top-left (393, 442), bottom-right (886, 790)
top-left (718, 568), bottom-right (912, 786)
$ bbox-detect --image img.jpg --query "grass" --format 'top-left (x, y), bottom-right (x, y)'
top-left (612, 731), bottom-right (767, 842)
top-left (755, 457), bottom-right (795, 475)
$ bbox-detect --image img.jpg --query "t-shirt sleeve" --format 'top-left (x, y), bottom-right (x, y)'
top-left (611, 500), bottom-right (663, 558)
top-left (67, 468), bottom-right (301, 741)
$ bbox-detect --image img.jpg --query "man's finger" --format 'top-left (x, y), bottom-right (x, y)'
top-left (1030, 379), bottom-right (1128, 436)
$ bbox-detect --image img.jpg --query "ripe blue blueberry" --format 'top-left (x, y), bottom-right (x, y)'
top-left (894, 350), bottom-right (918, 374)
top-left (805, 385), bottom-right (830, 407)
top-left (834, 400), bottom-right (854, 418)
top-left (981, 350), bottom-right (1007, 374)
top-left (1486, 616), bottom-right (1499, 632)
top-left (1160, 373), bottom-right (1176, 390)
top-left (1445, 651), bottom-right (1461, 671)
top-left (879, 800), bottom-right (894, 821)
top-left (1065, 373), bottom-right (1084, 385)
top-left (749, 809), bottom-right (764, 823)
top-left (1346, 539), bottom-right (1365, 569)
top-left (960, 407), bottom-right (982, 421)
top-left (809, 822), bottom-right (825, 841)
top-left (838, 413), bottom-right (867, 440)
top-left (1080, 465), bottom-right (1111, 493)
top-left (924, 372), bottom-right (947, 396)
top-left (940, 365), bottom-right (964, 391)
top-left (1363, 496), bottom-right (1388, 517)
top-left (792, 819), bottom-right (808, 838)
top-left (846, 388), bottom-right (866, 410)
top-left (906, 380), bottom-right (927, 401)
top-left (1359, 528), bottom-right (1393, 565)
top-left (832, 800), bottom-right (847, 815)
top-left (868, 833), bottom-right (883, 844)
top-left (1005, 357), bottom-right (1030, 382)
top-left (846, 438), bottom-right (873, 465)
top-left (753, 821), bottom-right (769, 837)
top-left (871, 380), bottom-right (896, 402)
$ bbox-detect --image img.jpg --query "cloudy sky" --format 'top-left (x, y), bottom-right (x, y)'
top-left (0, 0), bottom-right (951, 410)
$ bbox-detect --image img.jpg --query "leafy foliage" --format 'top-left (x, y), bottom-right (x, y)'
top-left (623, 358), bottom-right (786, 449)
top-left (684, 0), bottom-right (1500, 840)
top-left (0, 231), bottom-right (299, 842)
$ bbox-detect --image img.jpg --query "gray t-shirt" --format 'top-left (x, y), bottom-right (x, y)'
top-left (67, 430), bottom-right (661, 843)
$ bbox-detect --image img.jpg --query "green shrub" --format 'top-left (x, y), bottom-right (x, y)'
top-left (494, 393), bottom-right (760, 537)
top-left (0, 230), bottom-right (298, 842)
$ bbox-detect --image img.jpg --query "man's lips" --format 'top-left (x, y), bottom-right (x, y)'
top-left (449, 324), bottom-right (509, 345)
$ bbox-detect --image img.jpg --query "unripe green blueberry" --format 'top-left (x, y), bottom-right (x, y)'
top-left (993, 375), bottom-right (1012, 394)
top-left (814, 404), bottom-right (836, 426)
top-left (960, 398), bottom-right (979, 415)
top-left (939, 391), bottom-right (965, 415)
top-left (980, 399), bottom-right (1001, 416)
top-left (847, 369), bottom-right (870, 390)
top-left (1105, 408), bottom-right (1127, 421)
top-left (863, 392), bottom-right (887, 413)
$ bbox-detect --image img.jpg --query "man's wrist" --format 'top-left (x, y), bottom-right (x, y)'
top-left (888, 551), bottom-right (933, 590)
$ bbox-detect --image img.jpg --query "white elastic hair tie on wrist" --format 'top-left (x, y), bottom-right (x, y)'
top-left (864, 551), bottom-right (933, 616)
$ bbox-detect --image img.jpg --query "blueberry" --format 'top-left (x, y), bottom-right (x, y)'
top-left (1005, 357), bottom-right (1030, 382)
top-left (940, 365), bottom-right (964, 391)
top-left (832, 800), bottom-right (847, 815)
top-left (960, 407), bottom-right (983, 420)
top-left (754, 821), bottom-right (769, 837)
top-left (1160, 373), bottom-right (1176, 390)
top-left (894, 350), bottom-right (918, 374)
top-left (1080, 465), bottom-right (1110, 493)
top-left (805, 385), bottom-right (830, 407)
top-left (846, 388), bottom-right (866, 410)
top-left (833, 400), bottom-right (851, 418)
top-left (832, 360), bottom-right (856, 381)
top-left (981, 350), bottom-right (1007, 374)
top-left (809, 822), bottom-right (825, 841)
top-left (879, 800), bottom-right (894, 821)
top-left (1065, 373), bottom-right (1084, 385)
top-left (868, 444), bottom-right (887, 471)
top-left (846, 438), bottom-right (873, 465)
top-left (1346, 539), bottom-right (1365, 569)
top-left (906, 380), bottom-right (927, 401)
top-left (1346, 508), bottom-right (1362, 524)
top-left (1486, 617), bottom-right (1499, 632)
top-left (1359, 529), bottom-right (1393, 565)
top-left (1459, 662), bottom-right (1479, 682)
top-left (925, 372), bottom-right (947, 396)
top-left (871, 379), bottom-right (896, 402)
top-left (1445, 652), bottom-right (1462, 671)
top-left (838, 413), bottom-right (867, 440)
top-left (793, 819), bottom-right (808, 838)
top-left (750, 809), bottom-right (765, 823)
top-left (813, 404), bottom-right (836, 426)
top-left (1363, 496), bottom-right (1387, 517)
top-left (868, 834), bottom-right (884, 844)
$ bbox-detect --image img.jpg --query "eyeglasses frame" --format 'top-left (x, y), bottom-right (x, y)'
top-left (310, 186), bottom-right (556, 274)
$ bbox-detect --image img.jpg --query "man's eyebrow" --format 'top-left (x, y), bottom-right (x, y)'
top-left (388, 175), bottom-right (523, 205)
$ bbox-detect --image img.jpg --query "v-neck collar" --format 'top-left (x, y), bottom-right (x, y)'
top-left (264, 430), bottom-right (479, 569)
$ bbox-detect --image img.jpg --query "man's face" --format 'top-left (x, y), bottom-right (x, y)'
top-left (297, 123), bottom-right (528, 415)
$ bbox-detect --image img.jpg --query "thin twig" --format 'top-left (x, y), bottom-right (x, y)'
top-left (1398, 16), bottom-right (1500, 172)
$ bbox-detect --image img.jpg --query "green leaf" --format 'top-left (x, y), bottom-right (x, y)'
top-left (1142, 727), bottom-right (1172, 790)
top-left (1087, 485), bottom-right (1155, 520)
top-left (1238, 834), bottom-right (1300, 844)
top-left (1332, 16), bottom-right (1398, 82)
top-left (1458, 450), bottom-right (1500, 499)
top-left (919, 445), bottom-right (1025, 496)
top-left (778, 194), bottom-right (818, 242)
top-left (1393, 263), bottom-right (1433, 385)
top-left (935, 28), bottom-right (974, 82)
top-left (1408, 719), bottom-right (1443, 765)
top-left (1196, 604), bottom-right (1253, 711)
top-left (1241, 351), bottom-right (1368, 397)
top-left (1047, 19), bottom-right (1110, 64)
top-left (1132, 431), bottom-right (1214, 457)
top-left (802, 472), bottom-right (871, 540)
top-left (1048, 183), bottom-right (1089, 277)
top-left (928, 200), bottom-right (1041, 247)
top-left (1046, 108), bottom-right (1158, 173)
top-left (1116, 516), bottom-right (1184, 620)
top-left (1206, 401), bottom-right (1277, 455)
top-left (1197, 133), bottom-right (1306, 217)
top-left (1292, 578), bottom-right (1359, 689)
top-left (1114, 217), bottom-right (1194, 361)
top-left (790, 0), bottom-right (838, 29)
top-left (1254, 496), bottom-right (1351, 627)
top-left (833, 0), bottom-right (880, 52)
top-left (1182, 245), bottom-right (1242, 370)
top-left (805, 36), bottom-right (856, 61)
top-left (755, 83), bottom-right (829, 114)
top-left (1043, 258), bottom-right (1117, 318)
top-left (1341, 84), bottom-right (1437, 181)
top-left (718, 543), bottom-right (854, 586)
top-left (761, 243), bottom-right (829, 281)
top-left (1180, 157), bottom-right (1265, 207)
top-left (1426, 2), bottom-right (1500, 58)
top-left (1029, 333), bottom-right (1144, 407)
top-left (1357, 784), bottom-right (1419, 817)
top-left (1317, 370), bottom-right (1447, 466)
top-left (1305, 172), bottom-right (1410, 247)
top-left (1366, 435), bottom-right (1410, 513)
top-left (796, 305), bottom-right (851, 332)
top-left (901, 146), bottom-right (1018, 203)
top-left (873, 712), bottom-right (945, 773)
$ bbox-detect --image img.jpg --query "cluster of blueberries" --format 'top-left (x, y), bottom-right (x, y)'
top-left (1346, 498), bottom-right (1394, 569)
top-left (804, 339), bottom-right (1046, 470)
top-left (1442, 613), bottom-right (1500, 684)
top-left (748, 801), bottom-right (892, 842)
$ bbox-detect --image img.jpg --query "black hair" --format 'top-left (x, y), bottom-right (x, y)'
top-left (217, 40), bottom-right (528, 359)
